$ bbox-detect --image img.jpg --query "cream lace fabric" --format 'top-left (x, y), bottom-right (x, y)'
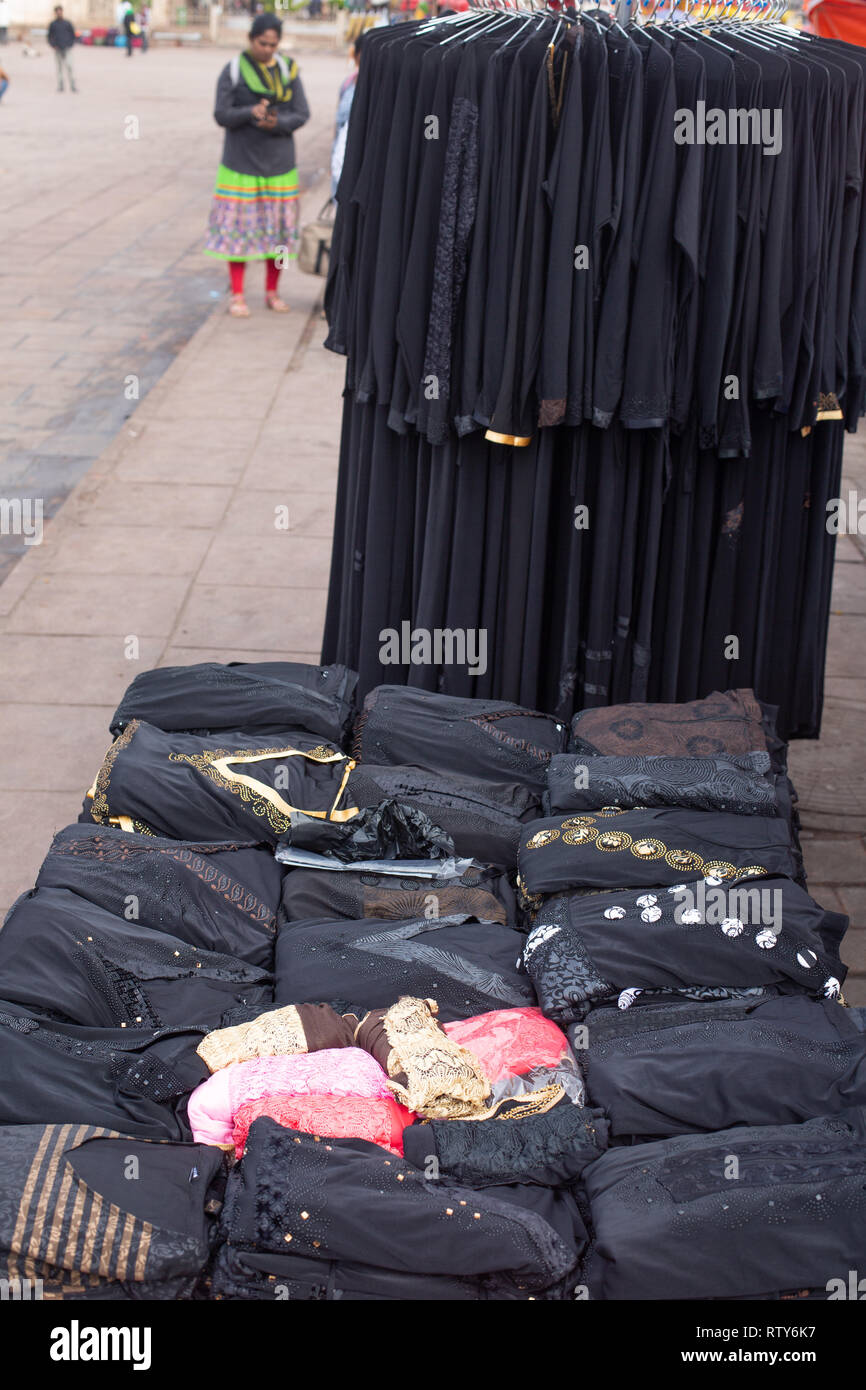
top-left (381, 997), bottom-right (490, 1119)
top-left (197, 1004), bottom-right (308, 1073)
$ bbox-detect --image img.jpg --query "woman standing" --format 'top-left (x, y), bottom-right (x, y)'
top-left (206, 13), bottom-right (310, 317)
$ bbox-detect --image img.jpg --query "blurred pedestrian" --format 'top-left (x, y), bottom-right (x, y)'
top-left (0, 0), bottom-right (9, 44)
top-left (205, 12), bottom-right (310, 317)
top-left (331, 30), bottom-right (365, 198)
top-left (0, 62), bottom-right (8, 99)
top-left (48, 6), bottom-right (77, 91)
top-left (123, 5), bottom-right (138, 55)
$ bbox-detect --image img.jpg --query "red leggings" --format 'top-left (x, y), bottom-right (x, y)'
top-left (229, 259), bottom-right (281, 295)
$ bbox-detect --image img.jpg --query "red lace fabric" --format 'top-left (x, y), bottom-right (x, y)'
top-left (444, 1007), bottom-right (569, 1081)
top-left (232, 1093), bottom-right (412, 1158)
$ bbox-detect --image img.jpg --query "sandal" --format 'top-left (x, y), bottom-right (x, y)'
top-left (265, 292), bottom-right (291, 313)
top-left (228, 294), bottom-right (251, 318)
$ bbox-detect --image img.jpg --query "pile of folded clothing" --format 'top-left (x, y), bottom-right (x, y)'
top-left (1, 666), bottom-right (863, 1300)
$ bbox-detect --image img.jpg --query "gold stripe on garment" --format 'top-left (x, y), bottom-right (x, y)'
top-left (10, 1126), bottom-right (60, 1285)
top-left (61, 1176), bottom-right (89, 1273)
top-left (133, 1223), bottom-right (154, 1281)
top-left (210, 747), bottom-right (360, 823)
top-left (39, 1124), bottom-right (91, 1267)
top-left (115, 1212), bottom-right (137, 1282)
top-left (108, 815), bottom-right (136, 833)
top-left (98, 1204), bottom-right (121, 1280)
top-left (78, 1194), bottom-right (103, 1275)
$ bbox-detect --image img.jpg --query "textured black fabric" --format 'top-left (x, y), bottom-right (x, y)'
top-left (213, 1119), bottom-right (584, 1300)
top-left (84, 721), bottom-right (354, 845)
top-left (278, 862), bottom-right (516, 928)
top-left (546, 750), bottom-right (778, 816)
top-left (521, 876), bottom-right (845, 1024)
top-left (0, 1124), bottom-right (224, 1301)
top-left (110, 661), bottom-right (357, 744)
top-left (518, 807), bottom-right (799, 895)
top-left (0, 887), bottom-right (273, 1030)
top-left (354, 686), bottom-right (567, 790)
top-left (34, 823), bottom-right (282, 969)
top-left (0, 1002), bottom-right (207, 1140)
top-left (582, 1109), bottom-right (866, 1300)
top-left (275, 914), bottom-right (534, 1022)
top-left (580, 995), bottom-right (866, 1138)
top-left (402, 1100), bottom-right (608, 1187)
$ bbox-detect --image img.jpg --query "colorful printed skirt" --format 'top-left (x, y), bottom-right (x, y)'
top-left (204, 164), bottom-right (300, 262)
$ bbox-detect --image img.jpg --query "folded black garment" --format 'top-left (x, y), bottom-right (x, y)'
top-left (278, 862), bottom-right (516, 928)
top-left (518, 808), bottom-right (799, 895)
top-left (213, 1120), bottom-right (584, 1300)
top-left (521, 877), bottom-right (846, 1025)
top-left (582, 1109), bottom-right (866, 1300)
top-left (0, 1124), bottom-right (224, 1301)
top-left (402, 1101), bottom-right (609, 1188)
top-left (0, 1002), bottom-right (208, 1140)
top-left (349, 764), bottom-right (540, 869)
top-left (353, 686), bottom-right (567, 791)
top-left (579, 996), bottom-right (866, 1139)
top-left (0, 887), bottom-right (273, 1030)
top-left (275, 915), bottom-right (534, 1022)
top-left (83, 721), bottom-right (357, 844)
top-left (546, 751), bottom-right (778, 817)
top-left (34, 823), bottom-right (282, 969)
top-left (570, 689), bottom-right (775, 762)
top-left (109, 661), bottom-right (357, 744)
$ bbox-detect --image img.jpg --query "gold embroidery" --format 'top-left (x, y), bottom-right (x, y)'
top-left (562, 826), bottom-right (598, 845)
top-left (595, 831), bottom-right (633, 852)
top-left (170, 745), bottom-right (359, 835)
top-left (526, 828), bottom-right (560, 849)
top-left (665, 848), bottom-right (705, 873)
top-left (596, 806), bottom-right (628, 816)
top-left (702, 860), bottom-right (738, 879)
top-left (89, 722), bottom-right (139, 824)
top-left (197, 1004), bottom-right (308, 1073)
top-left (736, 865), bottom-right (770, 879)
top-left (630, 837), bottom-right (666, 860)
top-left (561, 816), bottom-right (597, 829)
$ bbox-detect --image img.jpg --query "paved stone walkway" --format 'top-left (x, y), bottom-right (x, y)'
top-left (1, 43), bottom-right (864, 1003)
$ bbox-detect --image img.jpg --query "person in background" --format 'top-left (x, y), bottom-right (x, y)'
top-left (331, 30), bottom-right (364, 199)
top-left (0, 61), bottom-right (8, 99)
top-left (138, 6), bottom-right (150, 51)
top-left (123, 4), bottom-right (138, 55)
top-left (48, 6), bottom-right (77, 91)
top-left (205, 13), bottom-right (310, 317)
top-left (0, 0), bottom-right (10, 44)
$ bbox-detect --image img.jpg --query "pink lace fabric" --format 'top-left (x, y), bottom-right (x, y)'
top-left (443, 1008), bottom-right (569, 1081)
top-left (187, 1046), bottom-right (392, 1147)
top-left (232, 1094), bottom-right (411, 1158)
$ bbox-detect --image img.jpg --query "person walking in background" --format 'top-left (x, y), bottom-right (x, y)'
top-left (205, 13), bottom-right (310, 318)
top-left (48, 6), bottom-right (77, 92)
top-left (0, 1), bottom-right (10, 45)
top-left (123, 4), bottom-right (138, 55)
top-left (0, 62), bottom-right (8, 100)
top-left (331, 31), bottom-right (364, 199)
top-left (138, 5), bottom-right (150, 52)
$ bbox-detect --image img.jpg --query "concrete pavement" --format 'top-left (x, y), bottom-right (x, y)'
top-left (1, 41), bottom-right (865, 1002)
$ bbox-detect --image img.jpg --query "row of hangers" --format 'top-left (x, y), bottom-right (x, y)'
top-left (429, 0), bottom-right (798, 33)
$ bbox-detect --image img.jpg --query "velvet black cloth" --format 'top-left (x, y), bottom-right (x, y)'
top-left (34, 823), bottom-right (282, 969)
top-left (212, 1119), bottom-right (585, 1300)
top-left (521, 876), bottom-right (846, 1024)
top-left (278, 862), bottom-right (516, 928)
top-left (402, 1100), bottom-right (609, 1188)
top-left (0, 887), bottom-right (273, 1030)
top-left (0, 1002), bottom-right (208, 1140)
top-left (0, 1124), bottom-right (224, 1301)
top-left (109, 661), bottom-right (357, 745)
top-left (275, 914), bottom-right (534, 1022)
top-left (518, 807), bottom-right (799, 895)
top-left (579, 995), bottom-right (866, 1139)
top-left (581, 1109), bottom-right (866, 1300)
